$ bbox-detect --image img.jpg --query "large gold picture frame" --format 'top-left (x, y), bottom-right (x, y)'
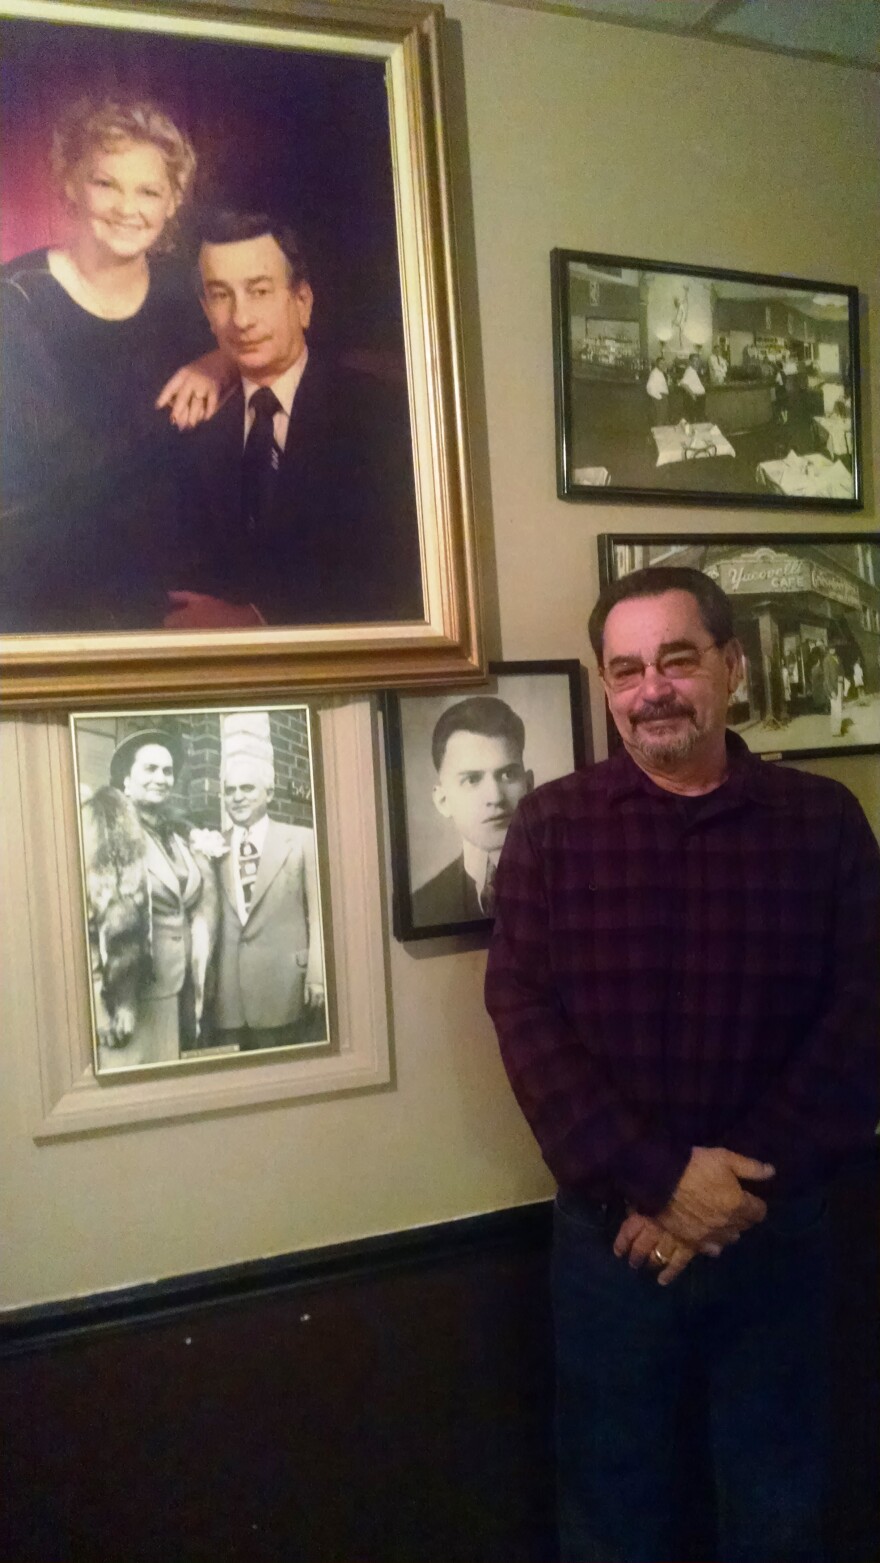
top-left (0, 0), bottom-right (482, 707)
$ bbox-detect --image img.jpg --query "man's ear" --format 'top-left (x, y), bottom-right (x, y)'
top-left (432, 780), bottom-right (452, 821)
top-left (525, 769), bottom-right (535, 794)
top-left (294, 281), bottom-right (314, 331)
top-left (725, 638), bottom-right (744, 695)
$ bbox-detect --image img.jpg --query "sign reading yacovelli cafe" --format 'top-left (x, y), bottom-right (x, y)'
top-left (718, 550), bottom-right (860, 610)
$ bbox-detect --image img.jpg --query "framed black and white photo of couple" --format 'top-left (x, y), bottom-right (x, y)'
top-left (0, 0), bottom-right (483, 708)
top-left (12, 697), bottom-right (390, 1138)
top-left (552, 249), bottom-right (862, 512)
top-left (384, 661), bottom-right (590, 942)
top-left (598, 535), bottom-right (880, 762)
top-left (73, 704), bottom-right (332, 1078)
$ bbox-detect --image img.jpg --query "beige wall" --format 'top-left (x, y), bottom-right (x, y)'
top-left (1, 1), bottom-right (877, 1309)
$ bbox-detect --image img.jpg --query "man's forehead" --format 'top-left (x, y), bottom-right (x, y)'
top-left (224, 758), bottom-right (272, 787)
top-left (441, 729), bottom-right (522, 770)
top-left (200, 233), bottom-right (288, 285)
top-left (603, 589), bottom-right (705, 652)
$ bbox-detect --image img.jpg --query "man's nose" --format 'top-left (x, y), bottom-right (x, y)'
top-left (640, 661), bottom-right (675, 695)
top-left (231, 295), bottom-right (255, 329)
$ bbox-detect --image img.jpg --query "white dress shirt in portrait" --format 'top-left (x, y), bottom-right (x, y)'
top-left (462, 839), bottom-right (501, 900)
top-left (241, 346), bottom-right (309, 454)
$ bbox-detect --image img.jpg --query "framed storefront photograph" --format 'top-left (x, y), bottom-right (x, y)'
top-left (552, 249), bottom-right (862, 511)
top-left (599, 534), bottom-right (880, 762)
top-left (384, 660), bottom-right (589, 941)
top-left (8, 697), bottom-right (391, 1138)
top-left (0, 0), bottom-right (482, 708)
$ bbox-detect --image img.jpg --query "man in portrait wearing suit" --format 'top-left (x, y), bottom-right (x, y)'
top-left (214, 753), bottom-right (325, 1052)
top-left (164, 210), bottom-right (423, 630)
top-left (411, 697), bottom-right (533, 927)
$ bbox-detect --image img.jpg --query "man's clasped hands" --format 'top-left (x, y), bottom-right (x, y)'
top-left (613, 1145), bottom-right (775, 1286)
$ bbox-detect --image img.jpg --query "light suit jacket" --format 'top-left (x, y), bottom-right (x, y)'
top-left (215, 819), bottom-right (322, 1030)
top-left (143, 830), bottom-right (204, 1000)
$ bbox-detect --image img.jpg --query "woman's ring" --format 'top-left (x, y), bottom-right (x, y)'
top-left (652, 1245), bottom-right (670, 1266)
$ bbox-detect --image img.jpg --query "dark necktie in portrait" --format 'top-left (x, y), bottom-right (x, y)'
top-left (242, 387), bottom-right (282, 540)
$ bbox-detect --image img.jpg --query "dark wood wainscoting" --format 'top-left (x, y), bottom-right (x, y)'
top-left (0, 1206), bottom-right (558, 1563)
top-left (1, 1156), bottom-right (877, 1563)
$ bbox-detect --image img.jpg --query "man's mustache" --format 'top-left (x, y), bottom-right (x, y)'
top-left (630, 697), bottom-right (696, 726)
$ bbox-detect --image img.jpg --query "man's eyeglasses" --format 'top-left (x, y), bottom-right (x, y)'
top-left (600, 643), bottom-right (721, 695)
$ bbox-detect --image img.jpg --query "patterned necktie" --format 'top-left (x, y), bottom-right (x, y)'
top-left (242, 387), bottom-right (282, 537)
top-left (480, 859), bottom-right (497, 916)
top-left (238, 831), bottom-right (261, 914)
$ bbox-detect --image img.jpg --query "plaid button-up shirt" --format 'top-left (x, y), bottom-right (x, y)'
top-left (485, 732), bottom-right (880, 1214)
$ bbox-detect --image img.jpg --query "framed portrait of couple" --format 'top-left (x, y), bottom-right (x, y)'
top-left (12, 697), bottom-right (389, 1138)
top-left (0, 0), bottom-right (482, 708)
top-left (384, 661), bottom-right (590, 941)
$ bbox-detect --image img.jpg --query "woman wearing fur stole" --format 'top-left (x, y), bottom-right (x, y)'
top-left (81, 728), bottom-right (219, 1071)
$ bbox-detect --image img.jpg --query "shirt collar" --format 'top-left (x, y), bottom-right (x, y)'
top-left (242, 346), bottom-right (308, 420)
top-left (462, 839), bottom-right (498, 889)
top-left (231, 814), bottom-right (270, 851)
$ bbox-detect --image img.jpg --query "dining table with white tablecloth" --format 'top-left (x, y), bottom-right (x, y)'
top-left (757, 450), bottom-right (854, 500)
top-left (651, 421), bottom-right (736, 468)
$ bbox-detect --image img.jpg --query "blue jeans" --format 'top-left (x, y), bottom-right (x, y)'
top-left (552, 1189), bottom-right (830, 1563)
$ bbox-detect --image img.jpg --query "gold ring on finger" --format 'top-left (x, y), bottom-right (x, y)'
top-left (652, 1245), bottom-right (670, 1265)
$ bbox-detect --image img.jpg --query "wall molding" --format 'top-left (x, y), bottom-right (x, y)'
top-left (0, 1201), bottom-right (553, 1357)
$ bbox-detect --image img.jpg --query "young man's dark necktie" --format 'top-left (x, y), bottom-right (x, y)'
top-left (480, 859), bottom-right (497, 916)
top-left (242, 387), bottom-right (282, 538)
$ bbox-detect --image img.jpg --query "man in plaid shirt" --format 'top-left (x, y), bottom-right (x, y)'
top-left (485, 566), bottom-right (880, 1563)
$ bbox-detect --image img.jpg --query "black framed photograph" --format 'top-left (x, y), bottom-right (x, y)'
top-left (552, 249), bottom-right (862, 511)
top-left (598, 535), bottom-right (880, 761)
top-left (72, 703), bottom-right (331, 1077)
top-left (0, 0), bottom-right (482, 708)
top-left (384, 661), bottom-right (590, 941)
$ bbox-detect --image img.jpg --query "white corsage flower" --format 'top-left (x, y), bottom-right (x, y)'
top-left (189, 828), bottom-right (229, 859)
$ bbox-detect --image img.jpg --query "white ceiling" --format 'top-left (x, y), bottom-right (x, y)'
top-left (477, 0), bottom-right (880, 71)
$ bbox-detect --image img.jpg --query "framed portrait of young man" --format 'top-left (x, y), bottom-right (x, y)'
top-left (384, 661), bottom-right (590, 941)
top-left (0, 0), bottom-right (482, 707)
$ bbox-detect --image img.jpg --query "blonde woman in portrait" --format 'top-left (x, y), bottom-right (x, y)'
top-left (0, 96), bottom-right (235, 632)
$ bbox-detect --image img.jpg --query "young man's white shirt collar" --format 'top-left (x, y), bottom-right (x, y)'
top-left (462, 839), bottom-right (501, 894)
top-left (242, 346), bottom-right (308, 453)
